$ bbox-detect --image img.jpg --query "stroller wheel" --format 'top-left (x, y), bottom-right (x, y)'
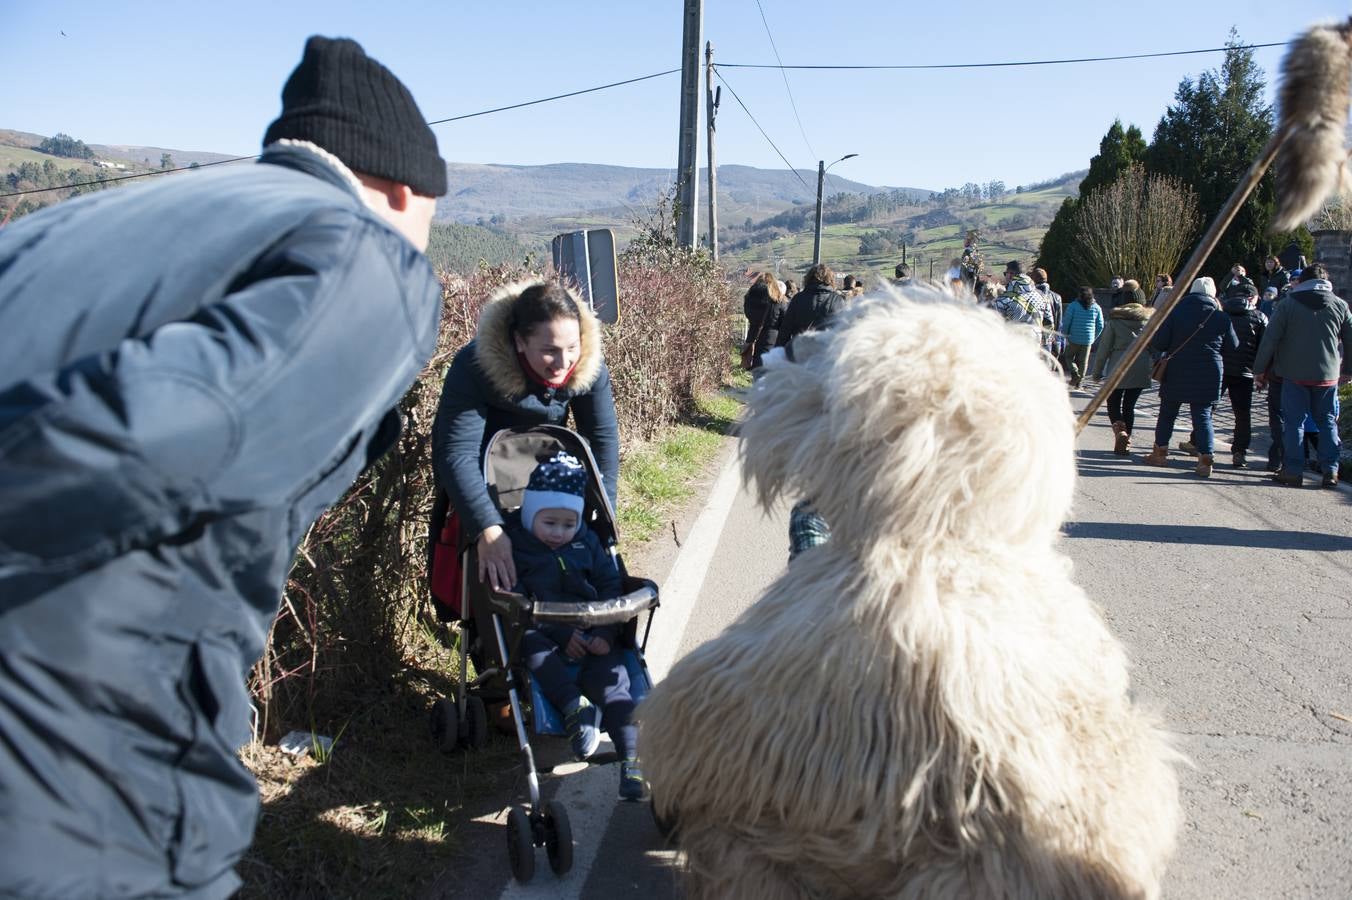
top-left (506, 806), bottom-right (536, 883)
top-left (461, 695), bottom-right (489, 750)
top-left (429, 698), bottom-right (458, 753)
top-left (543, 800), bottom-right (573, 876)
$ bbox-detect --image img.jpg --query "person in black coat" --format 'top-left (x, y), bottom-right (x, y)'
top-left (432, 280), bottom-right (619, 595)
top-left (0, 37), bottom-right (447, 897)
top-left (1220, 283), bottom-right (1268, 468)
top-left (776, 263), bottom-right (846, 352)
top-left (1140, 277), bottom-right (1239, 477)
top-left (742, 272), bottom-right (786, 369)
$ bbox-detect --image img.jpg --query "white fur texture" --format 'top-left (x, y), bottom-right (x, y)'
top-left (639, 287), bottom-right (1183, 899)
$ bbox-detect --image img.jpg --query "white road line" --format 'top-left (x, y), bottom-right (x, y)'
top-left (493, 447), bottom-right (744, 900)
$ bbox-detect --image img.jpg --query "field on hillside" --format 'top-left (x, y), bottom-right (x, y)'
top-left (721, 181), bottom-right (1077, 282)
top-left (0, 144), bottom-right (107, 175)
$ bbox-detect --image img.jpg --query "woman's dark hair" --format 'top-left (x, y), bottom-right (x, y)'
top-left (1078, 286), bottom-right (1095, 307)
top-left (511, 281), bottom-right (580, 339)
top-left (805, 263), bottom-right (834, 289)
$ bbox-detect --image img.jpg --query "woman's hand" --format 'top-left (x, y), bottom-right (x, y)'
top-left (477, 525), bottom-right (516, 592)
top-left (587, 635), bottom-right (610, 656)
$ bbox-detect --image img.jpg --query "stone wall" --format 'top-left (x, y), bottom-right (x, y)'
top-left (1312, 229), bottom-right (1352, 299)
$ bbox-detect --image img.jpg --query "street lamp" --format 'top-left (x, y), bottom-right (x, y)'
top-left (813, 153), bottom-right (858, 265)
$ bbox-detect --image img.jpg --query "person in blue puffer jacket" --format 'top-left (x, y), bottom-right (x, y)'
top-left (1061, 287), bottom-right (1105, 388)
top-left (0, 37), bottom-right (446, 899)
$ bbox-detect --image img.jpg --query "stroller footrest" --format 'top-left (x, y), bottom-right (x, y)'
top-left (532, 649), bottom-right (651, 736)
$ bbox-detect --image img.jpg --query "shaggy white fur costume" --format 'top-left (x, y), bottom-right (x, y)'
top-left (639, 288), bottom-right (1182, 899)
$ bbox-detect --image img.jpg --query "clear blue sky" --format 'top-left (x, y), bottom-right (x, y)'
top-left (8, 1), bottom-right (1347, 190)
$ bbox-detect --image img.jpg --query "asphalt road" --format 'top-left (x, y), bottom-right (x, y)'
top-left (445, 384), bottom-right (1351, 900)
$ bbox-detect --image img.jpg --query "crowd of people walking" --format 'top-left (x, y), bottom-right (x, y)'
top-left (742, 246), bottom-right (1351, 490)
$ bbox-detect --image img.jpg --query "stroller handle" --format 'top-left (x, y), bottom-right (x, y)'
top-left (527, 580), bottom-right (659, 627)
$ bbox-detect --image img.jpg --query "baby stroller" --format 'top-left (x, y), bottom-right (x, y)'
top-left (427, 424), bottom-right (660, 883)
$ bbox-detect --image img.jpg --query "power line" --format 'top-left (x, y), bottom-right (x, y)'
top-left (713, 68), bottom-right (813, 192)
top-left (0, 155), bottom-right (257, 198)
top-left (719, 41), bottom-right (1289, 70)
top-left (1, 68), bottom-right (683, 200)
top-left (426, 67), bottom-right (680, 124)
top-left (752, 0), bottom-right (815, 160)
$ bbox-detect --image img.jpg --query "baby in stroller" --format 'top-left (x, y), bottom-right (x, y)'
top-left (506, 451), bottom-right (644, 801)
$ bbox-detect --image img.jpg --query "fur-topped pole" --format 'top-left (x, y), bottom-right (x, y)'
top-left (1271, 18), bottom-right (1352, 232)
top-left (639, 285), bottom-right (1183, 899)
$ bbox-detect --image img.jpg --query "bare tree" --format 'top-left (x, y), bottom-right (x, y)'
top-left (1309, 193), bottom-right (1352, 231)
top-left (1073, 165), bottom-right (1200, 286)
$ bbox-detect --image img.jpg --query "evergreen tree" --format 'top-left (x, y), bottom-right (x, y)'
top-left (1143, 30), bottom-right (1307, 279)
top-left (1079, 119), bottom-right (1147, 197)
top-left (1035, 118), bottom-right (1147, 297)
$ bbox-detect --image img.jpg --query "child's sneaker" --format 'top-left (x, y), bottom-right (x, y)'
top-left (564, 698), bottom-right (600, 760)
top-left (619, 758), bottom-right (647, 801)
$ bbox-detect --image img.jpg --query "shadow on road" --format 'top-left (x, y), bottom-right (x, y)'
top-left (1064, 520), bottom-right (1352, 552)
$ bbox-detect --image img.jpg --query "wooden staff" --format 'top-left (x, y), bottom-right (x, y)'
top-left (1076, 17), bottom-right (1352, 434)
top-left (1074, 132), bottom-right (1286, 434)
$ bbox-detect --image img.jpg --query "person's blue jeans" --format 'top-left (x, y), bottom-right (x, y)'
top-left (1281, 381), bottom-right (1340, 475)
top-left (1155, 398), bottom-right (1215, 454)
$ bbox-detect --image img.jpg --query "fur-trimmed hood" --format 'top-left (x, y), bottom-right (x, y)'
top-left (1109, 302), bottom-right (1152, 322)
top-left (472, 279), bottom-right (604, 398)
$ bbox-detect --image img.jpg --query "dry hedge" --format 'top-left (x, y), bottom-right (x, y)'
top-left (250, 247), bottom-right (734, 735)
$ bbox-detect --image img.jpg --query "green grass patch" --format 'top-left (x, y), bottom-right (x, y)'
top-left (616, 389), bottom-right (744, 542)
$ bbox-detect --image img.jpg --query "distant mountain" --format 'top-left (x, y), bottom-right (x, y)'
top-left (0, 128), bottom-right (238, 169)
top-left (439, 161), bottom-right (931, 226)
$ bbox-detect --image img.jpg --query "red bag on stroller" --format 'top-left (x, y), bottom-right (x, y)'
top-left (430, 507), bottom-right (464, 618)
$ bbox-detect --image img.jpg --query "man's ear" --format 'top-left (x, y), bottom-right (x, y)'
top-left (383, 182), bottom-right (413, 212)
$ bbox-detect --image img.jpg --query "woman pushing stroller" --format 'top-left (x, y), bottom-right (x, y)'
top-left (507, 451), bottom-right (644, 801)
top-left (432, 279), bottom-right (619, 596)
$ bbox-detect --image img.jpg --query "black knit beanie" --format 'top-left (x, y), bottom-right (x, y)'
top-left (264, 36), bottom-right (447, 197)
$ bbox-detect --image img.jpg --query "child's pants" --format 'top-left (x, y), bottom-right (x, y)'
top-left (522, 629), bottom-right (637, 759)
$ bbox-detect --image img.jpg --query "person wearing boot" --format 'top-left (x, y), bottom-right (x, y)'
top-left (1090, 294), bottom-right (1154, 455)
top-left (1220, 282), bottom-right (1267, 468)
top-left (1141, 277), bottom-right (1238, 477)
top-left (1253, 262), bottom-right (1352, 488)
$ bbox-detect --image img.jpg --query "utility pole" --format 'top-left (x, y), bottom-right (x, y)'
top-left (812, 153), bottom-right (857, 266)
top-left (705, 41), bottom-right (719, 262)
top-left (812, 160), bottom-right (825, 266)
top-left (674, 0), bottom-right (702, 248)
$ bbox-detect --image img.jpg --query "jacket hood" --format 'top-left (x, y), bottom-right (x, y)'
top-left (1007, 273), bottom-right (1036, 293)
top-left (1291, 279), bottom-right (1335, 311)
top-left (473, 279), bottom-right (604, 398)
top-left (1109, 302), bottom-right (1151, 322)
top-left (1222, 296), bottom-right (1258, 315)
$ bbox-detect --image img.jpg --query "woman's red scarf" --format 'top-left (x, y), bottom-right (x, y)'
top-left (517, 350), bottom-right (576, 390)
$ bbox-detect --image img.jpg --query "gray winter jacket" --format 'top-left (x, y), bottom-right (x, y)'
top-left (1252, 279), bottom-right (1352, 385)
top-left (1090, 302), bottom-right (1154, 390)
top-left (0, 142), bottom-right (441, 899)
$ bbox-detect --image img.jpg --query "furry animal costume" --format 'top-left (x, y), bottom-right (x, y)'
top-left (639, 288), bottom-right (1182, 899)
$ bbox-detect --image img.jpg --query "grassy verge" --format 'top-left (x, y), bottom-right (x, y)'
top-left (239, 383), bottom-right (746, 899)
top-left (616, 389), bottom-right (744, 541)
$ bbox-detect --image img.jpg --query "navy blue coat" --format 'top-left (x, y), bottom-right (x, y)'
top-left (0, 144), bottom-right (441, 898)
top-left (1150, 293), bottom-right (1239, 404)
top-left (432, 283), bottom-right (619, 539)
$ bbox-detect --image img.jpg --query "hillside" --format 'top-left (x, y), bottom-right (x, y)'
top-left (720, 174), bottom-right (1083, 281)
top-left (2, 125), bottom-right (1079, 282)
top-left (439, 160), bottom-right (925, 227)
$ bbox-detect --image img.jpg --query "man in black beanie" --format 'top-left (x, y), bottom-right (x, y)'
top-left (0, 37), bottom-right (447, 898)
